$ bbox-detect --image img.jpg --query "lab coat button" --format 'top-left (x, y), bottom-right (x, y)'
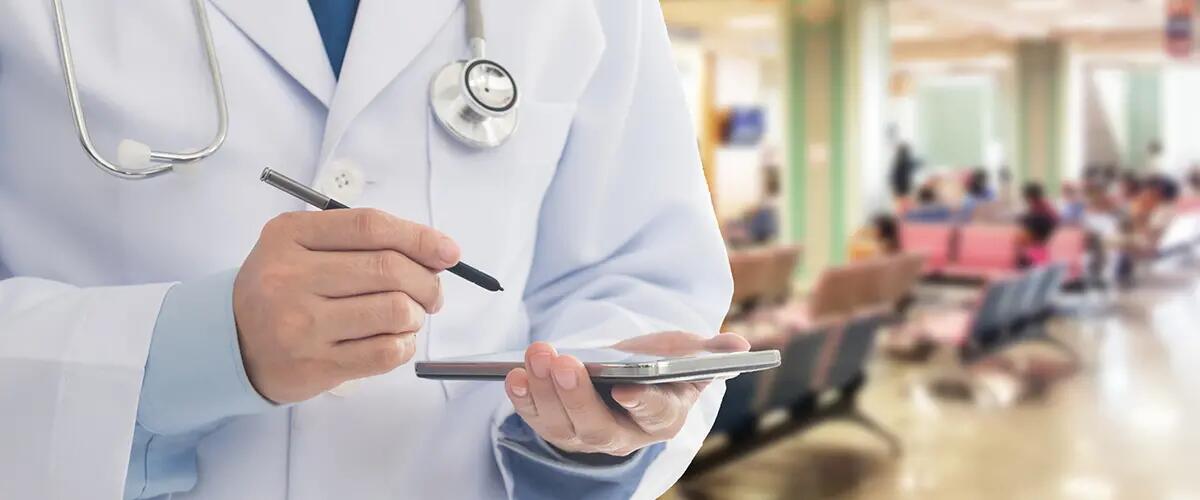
top-left (318, 160), bottom-right (366, 203)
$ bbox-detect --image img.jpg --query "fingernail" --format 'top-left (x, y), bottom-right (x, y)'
top-left (511, 383), bottom-right (528, 398)
top-left (618, 398), bottom-right (640, 409)
top-left (530, 353), bottom-right (552, 379)
top-left (438, 236), bottom-right (460, 266)
top-left (552, 368), bottom-right (577, 390)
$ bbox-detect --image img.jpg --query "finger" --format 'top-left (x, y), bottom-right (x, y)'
top-left (611, 383), bottom-right (697, 435)
top-left (318, 292), bottom-right (425, 341)
top-left (703, 333), bottom-right (752, 353)
top-left (506, 369), bottom-right (538, 418)
top-left (610, 331), bottom-right (707, 357)
top-left (550, 355), bottom-right (628, 453)
top-left (524, 343), bottom-right (575, 444)
top-left (287, 209), bottom-right (460, 270)
top-left (309, 250), bottom-right (442, 312)
top-left (330, 333), bottom-right (417, 380)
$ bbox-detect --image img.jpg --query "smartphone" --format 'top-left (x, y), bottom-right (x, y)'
top-left (415, 348), bottom-right (780, 385)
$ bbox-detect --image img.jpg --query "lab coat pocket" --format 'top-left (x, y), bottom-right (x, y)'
top-left (427, 101), bottom-right (578, 399)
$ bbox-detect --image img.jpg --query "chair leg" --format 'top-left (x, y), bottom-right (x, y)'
top-left (1031, 330), bottom-right (1083, 369)
top-left (967, 375), bottom-right (1006, 408)
top-left (724, 419), bottom-right (759, 443)
top-left (674, 481), bottom-right (717, 500)
top-left (839, 411), bottom-right (903, 457)
top-left (788, 395), bottom-right (817, 419)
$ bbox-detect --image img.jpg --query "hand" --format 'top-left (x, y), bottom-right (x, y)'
top-left (233, 208), bottom-right (460, 404)
top-left (504, 333), bottom-right (751, 457)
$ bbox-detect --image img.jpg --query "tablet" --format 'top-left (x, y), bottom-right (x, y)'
top-left (415, 348), bottom-right (780, 384)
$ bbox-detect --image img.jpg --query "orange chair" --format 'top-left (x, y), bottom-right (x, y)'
top-left (775, 260), bottom-right (883, 332)
top-left (763, 245), bottom-right (802, 305)
top-left (872, 253), bottom-right (925, 309)
top-left (853, 258), bottom-right (891, 309)
top-left (728, 248), bottom-right (775, 314)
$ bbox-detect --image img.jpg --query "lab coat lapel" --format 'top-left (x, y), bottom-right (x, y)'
top-left (208, 0), bottom-right (336, 107)
top-left (322, 0), bottom-right (459, 155)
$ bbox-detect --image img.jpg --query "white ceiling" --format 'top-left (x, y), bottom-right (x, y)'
top-left (891, 0), bottom-right (1165, 42)
top-left (661, 0), bottom-right (1167, 47)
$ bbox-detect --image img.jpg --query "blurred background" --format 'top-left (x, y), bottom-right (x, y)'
top-left (659, 0), bottom-right (1200, 498)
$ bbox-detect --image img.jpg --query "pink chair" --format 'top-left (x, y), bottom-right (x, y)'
top-left (942, 224), bottom-right (1021, 280)
top-left (899, 223), bottom-right (955, 274)
top-left (1048, 228), bottom-right (1086, 281)
top-left (1175, 197), bottom-right (1200, 214)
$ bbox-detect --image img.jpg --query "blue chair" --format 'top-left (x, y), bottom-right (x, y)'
top-left (711, 369), bottom-right (764, 439)
top-left (959, 278), bottom-right (1018, 362)
top-left (823, 314), bottom-right (886, 391)
top-left (765, 329), bottom-right (831, 412)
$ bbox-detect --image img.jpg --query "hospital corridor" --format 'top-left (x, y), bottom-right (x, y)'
top-left (658, 0), bottom-right (1200, 498)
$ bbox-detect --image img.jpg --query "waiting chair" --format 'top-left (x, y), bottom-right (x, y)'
top-left (942, 224), bottom-right (1022, 280)
top-left (711, 369), bottom-right (766, 439)
top-left (900, 223), bottom-right (955, 275)
top-left (764, 328), bottom-right (831, 412)
top-left (1048, 228), bottom-right (1087, 283)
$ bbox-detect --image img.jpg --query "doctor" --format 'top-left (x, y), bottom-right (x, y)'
top-left (0, 1), bottom-right (741, 499)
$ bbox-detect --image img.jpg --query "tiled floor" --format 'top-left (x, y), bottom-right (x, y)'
top-left (667, 265), bottom-right (1200, 500)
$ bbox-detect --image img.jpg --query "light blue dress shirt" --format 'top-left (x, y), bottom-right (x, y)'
top-left (124, 269), bottom-right (662, 499)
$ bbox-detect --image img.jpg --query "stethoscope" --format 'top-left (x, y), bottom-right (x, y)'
top-left (50, 0), bottom-right (519, 180)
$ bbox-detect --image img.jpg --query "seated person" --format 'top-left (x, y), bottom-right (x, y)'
top-left (958, 168), bottom-right (995, 221)
top-left (904, 186), bottom-right (953, 223)
top-left (1115, 176), bottom-right (1180, 287)
top-left (848, 214), bottom-right (901, 262)
top-left (1022, 181), bottom-right (1059, 224)
top-left (1117, 172), bottom-right (1144, 205)
top-left (725, 167), bottom-right (782, 247)
top-left (1188, 165), bottom-right (1200, 197)
top-left (1134, 176), bottom-right (1179, 244)
top-left (1059, 183), bottom-right (1086, 225)
top-left (1017, 211), bottom-right (1057, 269)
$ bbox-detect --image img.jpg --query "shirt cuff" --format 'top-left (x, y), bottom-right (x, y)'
top-left (137, 268), bottom-right (275, 436)
top-left (495, 413), bottom-right (664, 499)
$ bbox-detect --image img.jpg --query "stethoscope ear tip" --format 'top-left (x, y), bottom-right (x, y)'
top-left (117, 139), bottom-right (153, 170)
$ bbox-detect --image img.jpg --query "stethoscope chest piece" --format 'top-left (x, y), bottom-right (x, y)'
top-left (430, 58), bottom-right (519, 149)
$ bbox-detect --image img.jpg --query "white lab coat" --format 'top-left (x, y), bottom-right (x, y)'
top-left (0, 1), bottom-right (732, 499)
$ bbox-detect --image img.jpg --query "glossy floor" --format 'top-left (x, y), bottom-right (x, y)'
top-left (667, 265), bottom-right (1200, 500)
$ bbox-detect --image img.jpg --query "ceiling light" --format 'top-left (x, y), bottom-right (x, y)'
top-left (1012, 0), bottom-right (1068, 11)
top-left (1059, 14), bottom-right (1119, 29)
top-left (891, 24), bottom-right (935, 40)
top-left (727, 15), bottom-right (776, 31)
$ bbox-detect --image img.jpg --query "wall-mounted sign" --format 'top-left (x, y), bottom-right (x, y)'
top-left (1166, 0), bottom-right (1195, 58)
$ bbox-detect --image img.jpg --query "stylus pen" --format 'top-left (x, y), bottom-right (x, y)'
top-left (260, 167), bottom-right (504, 292)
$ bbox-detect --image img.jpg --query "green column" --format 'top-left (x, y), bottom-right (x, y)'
top-left (1016, 41), bottom-right (1068, 193)
top-left (916, 82), bottom-right (989, 168)
top-left (785, 0), bottom-right (888, 278)
top-left (1126, 68), bottom-right (1162, 169)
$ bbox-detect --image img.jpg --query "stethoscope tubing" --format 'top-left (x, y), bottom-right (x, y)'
top-left (50, 0), bottom-right (515, 179)
top-left (50, 0), bottom-right (229, 179)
